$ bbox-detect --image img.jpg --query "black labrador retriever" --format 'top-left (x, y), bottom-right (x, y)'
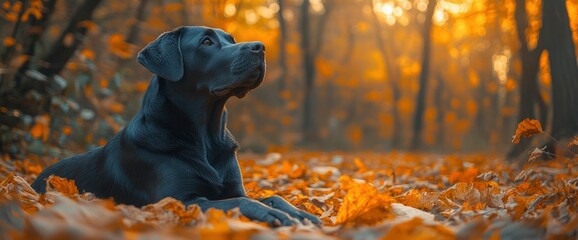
top-left (31, 26), bottom-right (320, 226)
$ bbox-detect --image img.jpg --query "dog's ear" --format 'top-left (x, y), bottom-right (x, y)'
top-left (137, 27), bottom-right (184, 82)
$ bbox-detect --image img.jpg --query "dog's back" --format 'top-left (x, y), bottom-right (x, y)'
top-left (32, 146), bottom-right (106, 194)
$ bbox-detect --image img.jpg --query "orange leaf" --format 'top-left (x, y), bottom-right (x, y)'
top-left (46, 175), bottom-right (79, 198)
top-left (81, 49), bottom-right (95, 60)
top-left (30, 114), bottom-right (50, 141)
top-left (335, 182), bottom-right (394, 226)
top-left (3, 37), bottom-right (16, 47)
top-left (315, 58), bottom-right (334, 78)
top-left (110, 103), bottom-right (124, 113)
top-left (382, 218), bottom-right (455, 240)
top-left (354, 158), bottom-right (367, 173)
top-left (108, 34), bottom-right (134, 59)
top-left (62, 126), bottom-right (72, 136)
top-left (512, 118), bottom-right (543, 144)
top-left (135, 81), bottom-right (149, 93)
top-left (154, 197), bottom-right (202, 225)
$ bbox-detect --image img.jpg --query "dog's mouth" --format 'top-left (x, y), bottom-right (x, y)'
top-left (212, 67), bottom-right (264, 98)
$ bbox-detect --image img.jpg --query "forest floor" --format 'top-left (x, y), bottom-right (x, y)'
top-left (1, 150), bottom-right (577, 239)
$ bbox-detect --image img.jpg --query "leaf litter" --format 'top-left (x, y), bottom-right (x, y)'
top-left (1, 150), bottom-right (577, 239)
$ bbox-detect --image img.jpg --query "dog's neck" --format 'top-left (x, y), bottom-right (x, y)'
top-left (126, 77), bottom-right (233, 152)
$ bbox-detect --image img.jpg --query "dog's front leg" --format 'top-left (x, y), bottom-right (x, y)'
top-left (260, 195), bottom-right (322, 225)
top-left (188, 197), bottom-right (299, 227)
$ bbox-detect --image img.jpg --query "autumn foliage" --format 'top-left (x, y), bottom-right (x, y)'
top-left (1, 146), bottom-right (578, 239)
top-left (1, 0), bottom-right (578, 239)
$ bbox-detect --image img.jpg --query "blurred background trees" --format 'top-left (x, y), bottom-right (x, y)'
top-left (0, 0), bottom-right (577, 158)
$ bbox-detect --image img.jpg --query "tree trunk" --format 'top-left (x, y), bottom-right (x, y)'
top-left (276, 0), bottom-right (288, 92)
top-left (410, 0), bottom-right (437, 150)
top-left (37, 0), bottom-right (103, 78)
top-left (435, 74), bottom-right (445, 149)
top-left (507, 0), bottom-right (546, 159)
top-left (300, 0), bottom-right (332, 144)
top-left (542, 0), bottom-right (578, 140)
top-left (300, 0), bottom-right (316, 144)
top-left (117, 0), bottom-right (150, 68)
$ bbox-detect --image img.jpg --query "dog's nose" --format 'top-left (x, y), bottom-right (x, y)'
top-left (248, 42), bottom-right (265, 53)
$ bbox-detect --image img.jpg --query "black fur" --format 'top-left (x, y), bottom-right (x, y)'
top-left (31, 26), bottom-right (320, 226)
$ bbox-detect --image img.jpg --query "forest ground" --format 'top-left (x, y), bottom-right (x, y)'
top-left (1, 146), bottom-right (577, 239)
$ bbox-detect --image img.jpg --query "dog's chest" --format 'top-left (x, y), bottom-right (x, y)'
top-left (160, 151), bottom-right (243, 200)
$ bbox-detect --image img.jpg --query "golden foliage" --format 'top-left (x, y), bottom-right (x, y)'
top-left (1, 151), bottom-right (578, 238)
top-left (335, 181), bottom-right (394, 226)
top-left (381, 218), bottom-right (454, 240)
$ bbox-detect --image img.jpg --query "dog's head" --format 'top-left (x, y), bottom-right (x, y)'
top-left (137, 26), bottom-right (265, 98)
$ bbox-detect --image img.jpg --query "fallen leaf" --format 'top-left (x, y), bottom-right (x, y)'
top-left (46, 175), bottom-right (79, 198)
top-left (335, 182), bottom-right (394, 226)
top-left (382, 217), bottom-right (455, 240)
top-left (512, 119), bottom-right (543, 144)
top-left (528, 146), bottom-right (547, 163)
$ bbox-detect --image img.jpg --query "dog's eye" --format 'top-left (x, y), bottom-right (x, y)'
top-left (202, 39), bottom-right (212, 46)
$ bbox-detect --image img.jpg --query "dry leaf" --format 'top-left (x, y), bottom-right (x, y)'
top-left (512, 119), bottom-right (543, 144)
top-left (335, 182), bottom-right (394, 226)
top-left (528, 146), bottom-right (547, 163)
top-left (45, 175), bottom-right (79, 198)
top-left (382, 218), bottom-right (455, 240)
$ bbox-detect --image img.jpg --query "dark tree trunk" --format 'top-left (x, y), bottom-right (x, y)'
top-left (411, 0), bottom-right (437, 150)
top-left (0, 1), bottom-right (26, 66)
top-left (507, 0), bottom-right (546, 159)
top-left (117, 0), bottom-right (150, 68)
top-left (126, 0), bottom-right (149, 46)
top-left (542, 0), bottom-right (578, 139)
top-left (300, 0), bottom-right (315, 143)
top-left (0, 0), bottom-right (57, 116)
top-left (435, 74), bottom-right (445, 149)
top-left (14, 0), bottom-right (58, 83)
top-left (276, 0), bottom-right (288, 92)
top-left (300, 0), bottom-right (332, 144)
top-left (37, 0), bottom-right (103, 78)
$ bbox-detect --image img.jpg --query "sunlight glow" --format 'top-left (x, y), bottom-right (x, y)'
top-left (373, 1), bottom-right (405, 26)
top-left (381, 3), bottom-right (394, 15)
top-left (245, 10), bottom-right (259, 25)
top-left (269, 2), bottom-right (280, 13)
top-left (433, 8), bottom-right (449, 25)
top-left (415, 0), bottom-right (428, 12)
top-left (257, 6), bottom-right (276, 19)
top-left (224, 3), bottom-right (236, 17)
top-left (310, 0), bottom-right (325, 14)
top-left (393, 6), bottom-right (403, 17)
top-left (372, 0), bottom-right (474, 26)
top-left (492, 49), bottom-right (511, 84)
top-left (439, 0), bottom-right (471, 15)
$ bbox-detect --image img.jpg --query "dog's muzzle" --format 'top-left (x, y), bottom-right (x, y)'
top-left (214, 43), bottom-right (265, 98)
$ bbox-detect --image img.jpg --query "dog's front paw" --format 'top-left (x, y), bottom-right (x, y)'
top-left (239, 199), bottom-right (299, 227)
top-left (260, 195), bottom-right (322, 225)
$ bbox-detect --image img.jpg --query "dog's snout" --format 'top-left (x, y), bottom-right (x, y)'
top-left (248, 42), bottom-right (265, 53)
